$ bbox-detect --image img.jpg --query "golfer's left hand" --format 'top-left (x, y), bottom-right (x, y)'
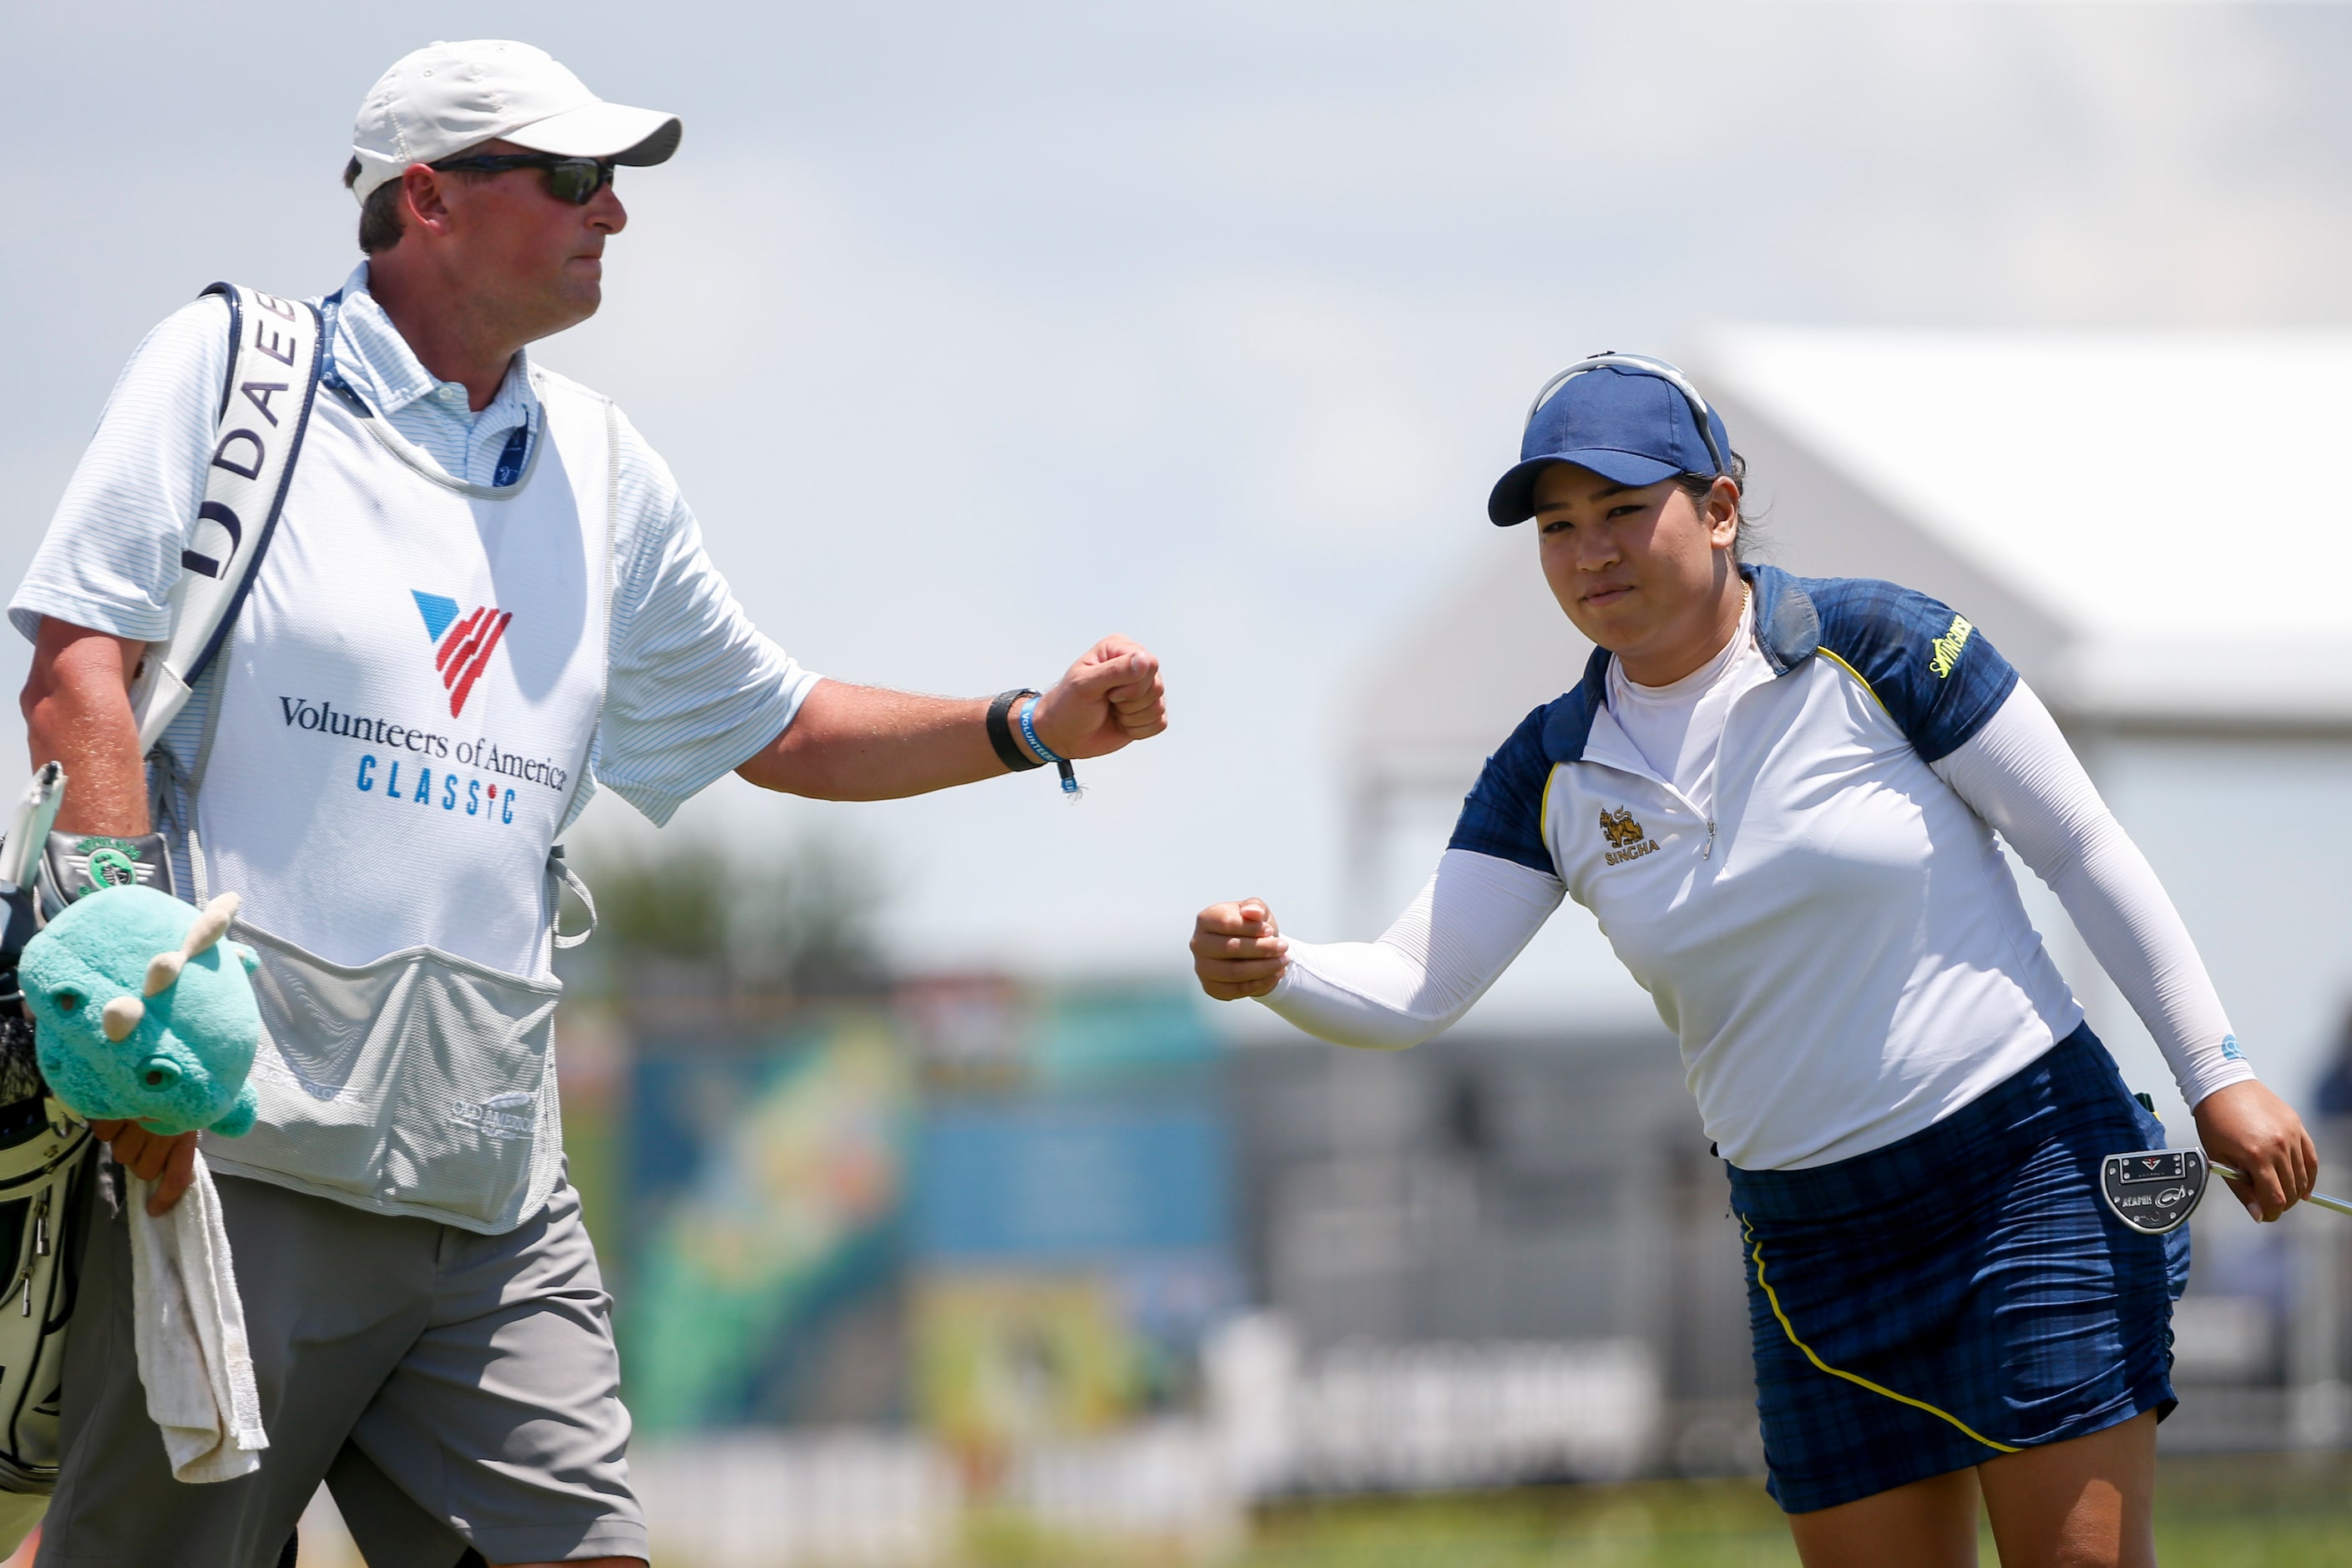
top-left (2193, 1079), bottom-right (2317, 1222)
top-left (1031, 636), bottom-right (1166, 759)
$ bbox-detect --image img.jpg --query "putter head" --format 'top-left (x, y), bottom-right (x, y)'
top-left (2101, 1148), bottom-right (2208, 1236)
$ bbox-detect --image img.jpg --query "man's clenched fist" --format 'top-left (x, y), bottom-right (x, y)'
top-left (1031, 636), bottom-right (1168, 760)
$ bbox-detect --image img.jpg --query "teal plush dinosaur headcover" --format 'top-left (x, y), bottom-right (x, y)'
top-left (19, 888), bottom-right (260, 1137)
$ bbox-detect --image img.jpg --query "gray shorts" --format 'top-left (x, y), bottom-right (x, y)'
top-left (38, 1157), bottom-right (645, 1567)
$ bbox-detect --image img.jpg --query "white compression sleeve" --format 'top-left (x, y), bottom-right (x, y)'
top-left (1932, 680), bottom-right (2255, 1109)
top-left (1257, 847), bottom-right (1565, 1050)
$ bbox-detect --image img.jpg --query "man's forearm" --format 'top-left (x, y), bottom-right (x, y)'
top-left (21, 620), bottom-right (150, 836)
top-left (735, 680), bottom-right (1009, 801)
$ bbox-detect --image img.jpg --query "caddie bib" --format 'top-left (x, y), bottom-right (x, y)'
top-left (190, 364), bottom-right (616, 1233)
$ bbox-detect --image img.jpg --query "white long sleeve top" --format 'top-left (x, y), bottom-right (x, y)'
top-left (1262, 569), bottom-right (2253, 1171)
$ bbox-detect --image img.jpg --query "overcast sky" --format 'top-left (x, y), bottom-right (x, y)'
top-left (7, 1), bottom-right (2352, 989)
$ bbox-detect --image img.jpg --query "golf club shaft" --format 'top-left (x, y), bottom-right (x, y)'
top-left (2209, 1161), bottom-right (2352, 1219)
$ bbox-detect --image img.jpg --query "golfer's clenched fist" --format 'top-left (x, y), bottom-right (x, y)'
top-left (1191, 898), bottom-right (1289, 999)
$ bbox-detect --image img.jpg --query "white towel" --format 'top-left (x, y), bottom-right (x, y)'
top-left (126, 1150), bottom-right (267, 1483)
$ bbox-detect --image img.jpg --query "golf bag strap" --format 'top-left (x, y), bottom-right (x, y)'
top-left (125, 284), bottom-right (326, 756)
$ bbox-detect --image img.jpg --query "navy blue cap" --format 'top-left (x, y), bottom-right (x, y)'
top-left (1487, 358), bottom-right (1732, 526)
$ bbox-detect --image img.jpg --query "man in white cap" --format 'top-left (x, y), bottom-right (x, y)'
top-left (13, 40), bottom-right (1166, 1568)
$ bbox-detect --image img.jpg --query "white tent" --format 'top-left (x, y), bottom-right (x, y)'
top-left (1343, 331), bottom-right (2352, 1114)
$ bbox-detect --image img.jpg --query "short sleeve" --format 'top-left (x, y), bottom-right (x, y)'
top-left (10, 295), bottom-right (232, 644)
top-left (1808, 578), bottom-right (2019, 764)
top-left (1446, 704), bottom-right (1563, 878)
top-left (592, 417), bottom-right (821, 824)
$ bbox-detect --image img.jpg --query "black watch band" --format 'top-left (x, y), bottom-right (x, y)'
top-left (987, 689), bottom-right (1045, 772)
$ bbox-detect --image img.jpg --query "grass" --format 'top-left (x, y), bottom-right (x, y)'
top-left (960, 1454), bottom-right (2352, 1568)
top-left (2142, 1453), bottom-right (2352, 1568)
top-left (1243, 1478), bottom-right (1798, 1568)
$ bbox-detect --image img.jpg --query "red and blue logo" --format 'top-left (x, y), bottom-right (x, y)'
top-left (412, 591), bottom-right (512, 719)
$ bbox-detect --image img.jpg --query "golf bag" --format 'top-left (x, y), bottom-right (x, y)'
top-left (0, 792), bottom-right (93, 1495)
top-left (0, 282), bottom-right (326, 1497)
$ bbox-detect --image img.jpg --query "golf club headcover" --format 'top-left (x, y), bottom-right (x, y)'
top-left (0, 878), bottom-right (42, 1111)
top-left (19, 888), bottom-right (260, 1138)
top-left (39, 832), bottom-right (175, 919)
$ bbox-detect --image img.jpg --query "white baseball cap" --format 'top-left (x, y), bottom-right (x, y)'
top-left (350, 40), bottom-right (681, 205)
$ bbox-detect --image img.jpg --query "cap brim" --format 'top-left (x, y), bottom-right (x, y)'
top-left (1486, 449), bottom-right (1684, 526)
top-left (505, 100), bottom-right (682, 164)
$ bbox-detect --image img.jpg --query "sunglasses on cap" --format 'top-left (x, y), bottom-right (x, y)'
top-left (427, 152), bottom-right (617, 205)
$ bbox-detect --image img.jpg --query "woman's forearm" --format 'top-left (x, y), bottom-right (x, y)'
top-left (1260, 847), bottom-right (1564, 1050)
top-left (1933, 680), bottom-right (2253, 1109)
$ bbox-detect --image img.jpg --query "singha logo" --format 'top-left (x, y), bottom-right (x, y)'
top-left (1599, 805), bottom-right (1660, 867)
top-left (1599, 807), bottom-right (1646, 849)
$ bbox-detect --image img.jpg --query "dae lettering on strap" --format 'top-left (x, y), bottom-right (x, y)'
top-left (124, 285), bottom-right (327, 756)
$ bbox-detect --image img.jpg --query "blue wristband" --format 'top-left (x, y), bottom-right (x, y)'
top-left (1016, 699), bottom-right (1061, 763)
top-left (1018, 699), bottom-right (1080, 795)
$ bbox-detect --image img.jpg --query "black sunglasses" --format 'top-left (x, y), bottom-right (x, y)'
top-left (428, 153), bottom-right (617, 205)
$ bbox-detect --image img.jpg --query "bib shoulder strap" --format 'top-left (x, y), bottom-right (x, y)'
top-left (547, 845), bottom-right (598, 950)
top-left (126, 283), bottom-right (326, 754)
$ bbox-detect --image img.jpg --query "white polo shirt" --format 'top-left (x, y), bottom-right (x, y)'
top-left (13, 265), bottom-right (819, 842)
top-left (1271, 566), bottom-right (2251, 1170)
top-left (1488, 569), bottom-right (2074, 1166)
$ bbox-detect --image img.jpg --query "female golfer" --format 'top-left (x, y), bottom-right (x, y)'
top-left (1191, 355), bottom-right (2318, 1567)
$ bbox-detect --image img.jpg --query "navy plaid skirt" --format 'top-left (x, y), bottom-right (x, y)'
top-left (1727, 1024), bottom-right (2190, 1514)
